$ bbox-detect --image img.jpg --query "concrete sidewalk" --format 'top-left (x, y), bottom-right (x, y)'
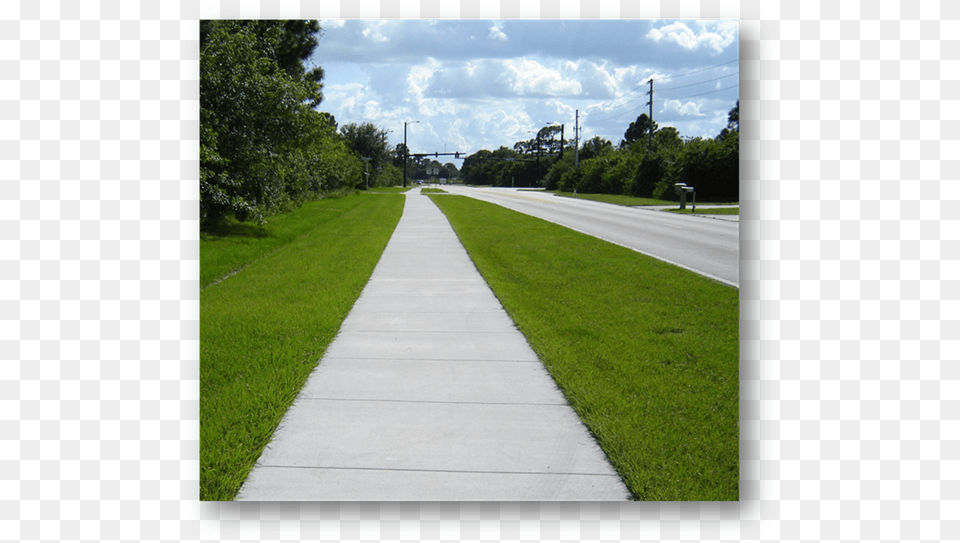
top-left (236, 189), bottom-right (631, 501)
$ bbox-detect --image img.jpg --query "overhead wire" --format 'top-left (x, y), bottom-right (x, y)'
top-left (583, 58), bottom-right (739, 125)
top-left (654, 58), bottom-right (738, 81)
top-left (656, 72), bottom-right (739, 93)
top-left (660, 84), bottom-right (739, 101)
top-left (587, 81), bottom-right (739, 125)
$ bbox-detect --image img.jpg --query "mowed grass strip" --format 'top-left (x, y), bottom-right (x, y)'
top-left (200, 196), bottom-right (377, 289)
top-left (429, 195), bottom-right (739, 501)
top-left (200, 193), bottom-right (405, 501)
top-left (551, 191), bottom-right (674, 207)
top-left (667, 207), bottom-right (740, 215)
top-left (366, 186), bottom-right (414, 194)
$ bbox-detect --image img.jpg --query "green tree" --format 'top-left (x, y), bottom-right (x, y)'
top-left (283, 110), bottom-right (362, 195)
top-left (654, 126), bottom-right (683, 151)
top-left (462, 149), bottom-right (520, 186)
top-left (200, 20), bottom-right (324, 106)
top-left (675, 133), bottom-right (739, 201)
top-left (513, 138), bottom-right (538, 156)
top-left (200, 20), bottom-right (325, 227)
top-left (544, 151), bottom-right (581, 192)
top-left (392, 143), bottom-right (409, 168)
top-left (717, 101), bottom-right (740, 140)
top-left (339, 122), bottom-right (392, 185)
top-left (727, 100), bottom-right (739, 132)
top-left (622, 113), bottom-right (658, 147)
top-left (442, 162), bottom-right (460, 180)
top-left (536, 125), bottom-right (564, 157)
top-left (578, 136), bottom-right (614, 162)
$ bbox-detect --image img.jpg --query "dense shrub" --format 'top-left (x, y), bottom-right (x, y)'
top-left (676, 131), bottom-right (739, 201)
top-left (200, 20), bottom-right (380, 230)
top-left (465, 115), bottom-right (739, 201)
top-left (543, 126), bottom-right (738, 202)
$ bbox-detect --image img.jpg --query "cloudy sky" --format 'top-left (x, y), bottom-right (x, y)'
top-left (310, 19), bottom-right (739, 157)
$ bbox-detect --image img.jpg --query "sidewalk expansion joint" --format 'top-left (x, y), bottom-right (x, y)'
top-left (299, 397), bottom-right (570, 407)
top-left (316, 356), bottom-right (542, 363)
top-left (258, 465), bottom-right (623, 477)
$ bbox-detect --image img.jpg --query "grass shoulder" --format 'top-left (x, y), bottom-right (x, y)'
top-left (429, 194), bottom-right (739, 501)
top-left (200, 192), bottom-right (404, 500)
top-left (419, 187), bottom-right (448, 194)
top-left (201, 193), bottom-right (401, 289)
top-left (550, 191), bottom-right (674, 207)
top-left (366, 186), bottom-right (414, 194)
top-left (666, 207), bottom-right (739, 215)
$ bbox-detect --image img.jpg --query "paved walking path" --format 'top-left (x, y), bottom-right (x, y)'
top-left (236, 189), bottom-right (631, 500)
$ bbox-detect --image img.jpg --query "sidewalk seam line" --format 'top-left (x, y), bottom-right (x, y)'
top-left (255, 465), bottom-right (622, 477)
top-left (295, 397), bottom-right (569, 406)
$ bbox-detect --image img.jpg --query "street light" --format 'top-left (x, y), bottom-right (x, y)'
top-left (403, 120), bottom-right (420, 188)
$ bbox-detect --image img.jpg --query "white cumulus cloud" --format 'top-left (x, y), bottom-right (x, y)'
top-left (503, 59), bottom-right (581, 97)
top-left (647, 21), bottom-right (736, 55)
top-left (489, 25), bottom-right (508, 41)
top-left (362, 21), bottom-right (390, 43)
top-left (663, 99), bottom-right (705, 117)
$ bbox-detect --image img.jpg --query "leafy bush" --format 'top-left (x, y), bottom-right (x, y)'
top-left (201, 21), bottom-right (320, 226)
top-left (576, 157), bottom-right (607, 193)
top-left (676, 132), bottom-right (739, 201)
top-left (200, 20), bottom-right (376, 230)
top-left (541, 125), bottom-right (737, 202)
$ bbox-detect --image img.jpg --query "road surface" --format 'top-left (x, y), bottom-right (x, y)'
top-left (440, 186), bottom-right (739, 288)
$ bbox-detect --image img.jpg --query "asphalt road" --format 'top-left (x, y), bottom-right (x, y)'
top-left (440, 186), bottom-right (740, 288)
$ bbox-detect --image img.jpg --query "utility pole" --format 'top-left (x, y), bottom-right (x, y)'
top-left (574, 109), bottom-right (580, 168)
top-left (646, 79), bottom-right (654, 149)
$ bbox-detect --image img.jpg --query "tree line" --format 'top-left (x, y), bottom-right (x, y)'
top-left (200, 20), bottom-right (407, 230)
top-left (461, 103), bottom-right (739, 202)
top-left (200, 19), bottom-right (737, 230)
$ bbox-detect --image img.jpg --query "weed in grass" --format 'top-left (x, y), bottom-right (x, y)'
top-left (429, 194), bottom-right (739, 501)
top-left (200, 193), bottom-right (404, 500)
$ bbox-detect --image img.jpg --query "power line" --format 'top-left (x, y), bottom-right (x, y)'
top-left (584, 83), bottom-right (739, 127)
top-left (584, 59), bottom-right (738, 123)
top-left (658, 59), bottom-right (738, 80)
top-left (661, 84), bottom-right (739, 101)
top-left (584, 103), bottom-right (648, 125)
top-left (657, 72), bottom-right (739, 92)
top-left (585, 81), bottom-right (648, 115)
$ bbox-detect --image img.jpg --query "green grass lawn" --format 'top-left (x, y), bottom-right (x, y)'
top-left (200, 196), bottom-right (369, 288)
top-left (366, 186), bottom-right (414, 194)
top-left (419, 187), bottom-right (447, 194)
top-left (551, 191), bottom-right (675, 206)
top-left (666, 207), bottom-right (740, 215)
top-left (200, 192), bottom-right (404, 501)
top-left (429, 194), bottom-right (739, 501)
